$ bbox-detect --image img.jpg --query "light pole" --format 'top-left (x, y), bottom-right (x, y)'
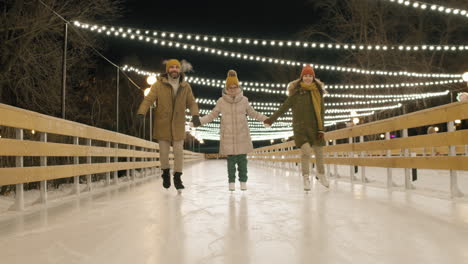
top-left (61, 23), bottom-right (68, 119)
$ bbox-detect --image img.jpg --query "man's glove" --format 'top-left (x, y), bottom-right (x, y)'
top-left (264, 118), bottom-right (273, 126)
top-left (191, 115), bottom-right (201, 127)
top-left (137, 114), bottom-right (145, 122)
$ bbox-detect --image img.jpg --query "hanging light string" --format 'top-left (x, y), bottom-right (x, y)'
top-left (73, 20), bottom-right (467, 52)
top-left (37, 1), bottom-right (143, 92)
top-left (194, 90), bottom-right (448, 109)
top-left (72, 22), bottom-right (462, 79)
top-left (123, 65), bottom-right (464, 94)
top-left (195, 108), bottom-right (376, 120)
top-left (380, 0), bottom-right (468, 20)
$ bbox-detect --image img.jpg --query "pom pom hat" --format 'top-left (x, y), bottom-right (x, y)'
top-left (225, 70), bottom-right (239, 88)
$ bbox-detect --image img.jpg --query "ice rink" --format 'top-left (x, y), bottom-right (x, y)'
top-left (1, 160), bottom-right (468, 264)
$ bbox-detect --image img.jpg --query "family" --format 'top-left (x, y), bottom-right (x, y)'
top-left (137, 59), bottom-right (329, 193)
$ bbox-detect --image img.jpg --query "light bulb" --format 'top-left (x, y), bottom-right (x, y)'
top-left (144, 88), bottom-right (151, 96)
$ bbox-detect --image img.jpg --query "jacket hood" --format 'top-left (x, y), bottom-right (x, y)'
top-left (287, 78), bottom-right (327, 97)
top-left (222, 89), bottom-right (244, 104)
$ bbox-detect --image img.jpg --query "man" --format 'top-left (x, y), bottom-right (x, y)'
top-left (264, 64), bottom-right (329, 191)
top-left (137, 59), bottom-right (201, 192)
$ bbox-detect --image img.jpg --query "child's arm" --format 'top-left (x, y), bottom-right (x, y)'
top-left (246, 99), bottom-right (267, 122)
top-left (199, 99), bottom-right (222, 125)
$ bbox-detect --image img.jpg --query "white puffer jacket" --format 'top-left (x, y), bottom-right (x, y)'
top-left (200, 91), bottom-right (267, 155)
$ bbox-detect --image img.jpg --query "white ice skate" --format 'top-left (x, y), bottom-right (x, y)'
top-left (303, 174), bottom-right (311, 191)
top-left (317, 173), bottom-right (329, 188)
top-left (229, 182), bottom-right (235, 191)
top-left (240, 182), bottom-right (247, 191)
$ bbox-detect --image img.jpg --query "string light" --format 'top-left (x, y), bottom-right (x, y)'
top-left (463, 72), bottom-right (468, 82)
top-left (195, 108), bottom-right (376, 120)
top-left (146, 75), bottom-right (157, 85)
top-left (74, 21), bottom-right (468, 52)
top-left (123, 65), bottom-right (464, 94)
top-left (194, 90), bottom-right (448, 109)
top-left (74, 23), bottom-right (463, 78)
top-left (325, 103), bottom-right (402, 113)
top-left (382, 0), bottom-right (468, 20)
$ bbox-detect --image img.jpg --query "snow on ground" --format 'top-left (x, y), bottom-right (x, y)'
top-left (0, 170), bottom-right (155, 215)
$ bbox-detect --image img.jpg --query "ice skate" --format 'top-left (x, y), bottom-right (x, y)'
top-left (317, 172), bottom-right (329, 188)
top-left (161, 168), bottom-right (171, 189)
top-left (173, 172), bottom-right (185, 192)
top-left (240, 182), bottom-right (247, 191)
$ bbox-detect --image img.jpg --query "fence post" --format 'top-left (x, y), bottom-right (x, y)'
top-left (448, 121), bottom-right (463, 198)
top-left (73, 137), bottom-right (80, 195)
top-left (326, 140), bottom-right (331, 179)
top-left (127, 145), bottom-right (131, 181)
top-left (86, 139), bottom-right (92, 192)
top-left (333, 140), bottom-right (338, 178)
top-left (359, 135), bottom-right (368, 183)
top-left (114, 143), bottom-right (119, 185)
top-left (142, 147), bottom-right (147, 178)
top-left (402, 129), bottom-right (414, 190)
top-left (386, 132), bottom-right (396, 188)
top-left (39, 132), bottom-right (48, 204)
top-left (132, 146), bottom-right (136, 179)
top-left (349, 136), bottom-right (357, 182)
top-left (12, 128), bottom-right (24, 211)
top-left (106, 142), bottom-right (111, 185)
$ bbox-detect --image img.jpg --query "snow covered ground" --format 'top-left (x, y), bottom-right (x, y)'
top-left (0, 170), bottom-right (156, 215)
top-left (0, 160), bottom-right (467, 264)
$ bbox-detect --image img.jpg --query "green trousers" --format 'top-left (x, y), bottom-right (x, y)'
top-left (227, 154), bottom-right (248, 183)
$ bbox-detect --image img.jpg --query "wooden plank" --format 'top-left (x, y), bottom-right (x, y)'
top-left (254, 141), bottom-right (295, 152)
top-left (323, 130), bottom-right (468, 153)
top-left (324, 101), bottom-right (468, 140)
top-left (0, 138), bottom-right (160, 158)
top-left (0, 103), bottom-right (158, 149)
top-left (0, 161), bottom-right (160, 186)
top-left (323, 156), bottom-right (468, 170)
top-left (250, 156), bottom-right (468, 170)
top-left (250, 149), bottom-right (301, 156)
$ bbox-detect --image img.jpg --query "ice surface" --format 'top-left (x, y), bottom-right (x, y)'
top-left (0, 160), bottom-right (467, 264)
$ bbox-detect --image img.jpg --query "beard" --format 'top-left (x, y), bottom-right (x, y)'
top-left (169, 71), bottom-right (180, 79)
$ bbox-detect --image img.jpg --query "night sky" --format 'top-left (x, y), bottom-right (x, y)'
top-left (100, 0), bottom-right (328, 152)
top-left (90, 0), bottom-right (465, 152)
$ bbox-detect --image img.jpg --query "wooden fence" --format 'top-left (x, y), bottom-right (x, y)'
top-left (0, 103), bottom-right (204, 210)
top-left (249, 101), bottom-right (468, 198)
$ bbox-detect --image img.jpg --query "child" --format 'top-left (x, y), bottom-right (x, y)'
top-left (193, 70), bottom-right (267, 191)
top-left (264, 64), bottom-right (329, 191)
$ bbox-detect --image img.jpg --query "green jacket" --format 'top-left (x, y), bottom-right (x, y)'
top-left (270, 79), bottom-right (326, 147)
top-left (137, 73), bottom-right (199, 141)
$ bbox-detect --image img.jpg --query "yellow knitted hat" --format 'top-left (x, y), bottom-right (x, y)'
top-left (225, 70), bottom-right (239, 88)
top-left (165, 59), bottom-right (181, 72)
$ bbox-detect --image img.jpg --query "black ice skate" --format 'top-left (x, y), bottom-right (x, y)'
top-left (161, 169), bottom-right (171, 189)
top-left (173, 172), bottom-right (185, 193)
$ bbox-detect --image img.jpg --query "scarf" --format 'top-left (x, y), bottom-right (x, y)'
top-left (300, 81), bottom-right (324, 131)
top-left (168, 76), bottom-right (180, 99)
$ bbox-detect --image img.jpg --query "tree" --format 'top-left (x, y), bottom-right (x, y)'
top-left (0, 0), bottom-right (122, 116)
top-left (0, 0), bottom-right (123, 194)
top-left (300, 0), bottom-right (467, 117)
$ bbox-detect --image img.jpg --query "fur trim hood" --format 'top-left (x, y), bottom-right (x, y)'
top-left (287, 78), bottom-right (327, 97)
top-left (158, 72), bottom-right (187, 85)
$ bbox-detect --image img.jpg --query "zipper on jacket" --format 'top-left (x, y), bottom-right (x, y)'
top-left (167, 77), bottom-right (185, 139)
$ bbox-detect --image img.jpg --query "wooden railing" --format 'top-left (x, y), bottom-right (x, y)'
top-left (249, 101), bottom-right (468, 198)
top-left (0, 103), bottom-right (204, 210)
